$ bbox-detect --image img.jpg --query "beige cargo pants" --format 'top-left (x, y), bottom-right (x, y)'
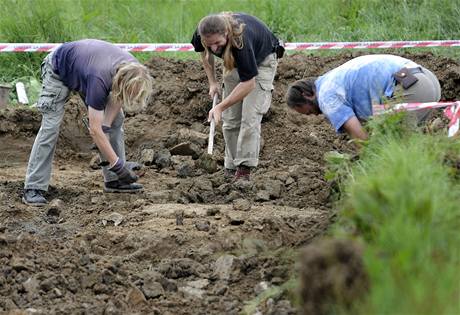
top-left (393, 65), bottom-right (441, 122)
top-left (222, 53), bottom-right (278, 169)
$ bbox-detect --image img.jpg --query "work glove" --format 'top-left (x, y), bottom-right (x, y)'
top-left (109, 158), bottom-right (138, 185)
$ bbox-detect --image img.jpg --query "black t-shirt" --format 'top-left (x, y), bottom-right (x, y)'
top-left (191, 13), bottom-right (279, 81)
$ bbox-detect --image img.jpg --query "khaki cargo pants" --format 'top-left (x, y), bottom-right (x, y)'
top-left (222, 53), bottom-right (278, 169)
top-left (393, 65), bottom-right (441, 123)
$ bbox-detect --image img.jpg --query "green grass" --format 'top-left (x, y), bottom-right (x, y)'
top-left (330, 114), bottom-right (460, 314)
top-left (1, 0), bottom-right (460, 82)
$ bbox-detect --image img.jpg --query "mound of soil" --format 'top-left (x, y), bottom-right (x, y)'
top-left (0, 52), bottom-right (459, 314)
top-left (299, 239), bottom-right (369, 315)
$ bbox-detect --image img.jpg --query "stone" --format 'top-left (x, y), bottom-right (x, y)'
top-left (22, 277), bottom-right (39, 295)
top-left (39, 278), bottom-right (54, 292)
top-left (11, 257), bottom-right (32, 271)
top-left (192, 178), bottom-right (213, 192)
top-left (242, 238), bottom-right (267, 254)
top-left (47, 199), bottom-right (64, 216)
top-left (2, 298), bottom-right (17, 310)
top-left (177, 128), bottom-right (208, 146)
top-left (126, 286), bottom-right (147, 306)
top-left (232, 198), bottom-right (252, 211)
top-left (140, 270), bottom-right (177, 292)
top-left (195, 221), bottom-right (210, 232)
top-left (104, 301), bottom-right (122, 315)
top-left (179, 286), bottom-right (206, 299)
top-left (177, 162), bottom-right (193, 178)
top-left (288, 165), bottom-right (303, 179)
top-left (140, 149), bottom-right (155, 166)
top-left (285, 177), bottom-right (295, 185)
top-left (255, 190), bottom-right (270, 202)
top-left (213, 282), bottom-right (228, 295)
top-left (142, 280), bottom-right (164, 299)
top-left (206, 207), bottom-right (220, 216)
top-left (195, 154), bottom-right (218, 173)
top-left (233, 179), bottom-right (254, 193)
top-left (175, 210), bottom-right (184, 226)
top-left (225, 190), bottom-right (243, 203)
top-left (227, 213), bottom-right (245, 225)
top-left (254, 281), bottom-right (269, 295)
top-left (157, 258), bottom-right (205, 279)
top-left (102, 212), bottom-right (124, 226)
top-left (171, 155), bottom-right (193, 165)
top-left (154, 149), bottom-right (172, 169)
top-left (263, 180), bottom-right (283, 199)
top-left (187, 279), bottom-right (209, 289)
top-left (213, 255), bottom-right (239, 281)
top-left (169, 142), bottom-right (201, 159)
top-left (89, 153), bottom-right (101, 170)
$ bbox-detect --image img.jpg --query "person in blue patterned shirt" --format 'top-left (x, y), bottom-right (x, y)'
top-left (286, 54), bottom-right (441, 140)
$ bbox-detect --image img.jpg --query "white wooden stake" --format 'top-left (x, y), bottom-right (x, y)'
top-left (16, 82), bottom-right (29, 105)
top-left (207, 94), bottom-right (218, 155)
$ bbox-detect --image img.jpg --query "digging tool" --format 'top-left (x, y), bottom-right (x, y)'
top-left (196, 94), bottom-right (219, 174)
top-left (207, 93), bottom-right (219, 155)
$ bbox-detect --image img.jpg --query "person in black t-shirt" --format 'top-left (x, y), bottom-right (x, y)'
top-left (191, 12), bottom-right (280, 181)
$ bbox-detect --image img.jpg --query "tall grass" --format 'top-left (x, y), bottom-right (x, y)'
top-left (1, 0), bottom-right (460, 81)
top-left (332, 114), bottom-right (460, 314)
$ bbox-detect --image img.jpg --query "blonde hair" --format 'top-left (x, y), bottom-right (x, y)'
top-left (112, 62), bottom-right (153, 113)
top-left (198, 12), bottom-right (245, 71)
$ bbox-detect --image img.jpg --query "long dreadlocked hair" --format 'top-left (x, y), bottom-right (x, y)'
top-left (198, 12), bottom-right (245, 71)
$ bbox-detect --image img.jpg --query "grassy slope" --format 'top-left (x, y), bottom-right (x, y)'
top-left (331, 115), bottom-right (460, 314)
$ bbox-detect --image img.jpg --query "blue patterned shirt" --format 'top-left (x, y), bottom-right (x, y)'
top-left (315, 54), bottom-right (417, 132)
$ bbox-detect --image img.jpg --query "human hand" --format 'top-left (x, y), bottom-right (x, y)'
top-left (209, 83), bottom-right (221, 99)
top-left (208, 105), bottom-right (223, 125)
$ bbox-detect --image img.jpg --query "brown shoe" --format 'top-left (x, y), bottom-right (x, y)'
top-left (234, 165), bottom-right (251, 181)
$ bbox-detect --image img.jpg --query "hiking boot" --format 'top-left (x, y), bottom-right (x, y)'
top-left (22, 189), bottom-right (48, 207)
top-left (104, 180), bottom-right (144, 193)
top-left (234, 165), bottom-right (251, 181)
top-left (224, 168), bottom-right (236, 179)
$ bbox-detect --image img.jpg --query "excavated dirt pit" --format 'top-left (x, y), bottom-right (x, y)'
top-left (0, 52), bottom-right (459, 314)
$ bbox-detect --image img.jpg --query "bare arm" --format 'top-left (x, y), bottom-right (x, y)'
top-left (342, 116), bottom-right (368, 140)
top-left (88, 107), bottom-right (118, 166)
top-left (218, 78), bottom-right (256, 111)
top-left (102, 95), bottom-right (122, 127)
top-left (200, 52), bottom-right (219, 98)
top-left (208, 78), bottom-right (256, 124)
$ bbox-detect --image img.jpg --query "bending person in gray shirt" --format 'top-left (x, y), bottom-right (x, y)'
top-left (23, 39), bottom-right (153, 206)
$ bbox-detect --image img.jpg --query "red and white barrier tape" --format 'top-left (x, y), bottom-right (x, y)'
top-left (373, 101), bottom-right (460, 137)
top-left (1, 40), bottom-right (460, 52)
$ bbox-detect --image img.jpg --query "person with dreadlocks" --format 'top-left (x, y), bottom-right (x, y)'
top-left (286, 54), bottom-right (441, 140)
top-left (191, 12), bottom-right (283, 181)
